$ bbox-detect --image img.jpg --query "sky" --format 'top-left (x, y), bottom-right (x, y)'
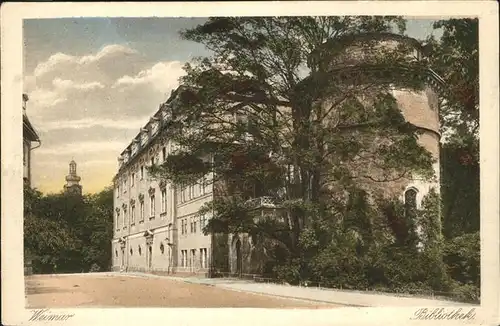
top-left (23, 17), bottom-right (442, 195)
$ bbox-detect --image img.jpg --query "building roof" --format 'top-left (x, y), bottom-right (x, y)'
top-left (113, 86), bottom-right (191, 182)
top-left (23, 114), bottom-right (40, 142)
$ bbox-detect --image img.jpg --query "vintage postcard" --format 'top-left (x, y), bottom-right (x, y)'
top-left (1, 1), bottom-right (499, 326)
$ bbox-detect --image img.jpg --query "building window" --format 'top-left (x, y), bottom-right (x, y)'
top-left (130, 248), bottom-right (133, 256)
top-left (193, 219), bottom-right (197, 233)
top-left (200, 214), bottom-right (207, 232)
top-left (183, 186), bottom-right (188, 202)
top-left (123, 179), bottom-right (127, 193)
top-left (131, 204), bottom-right (136, 225)
top-left (190, 218), bottom-right (194, 233)
top-left (162, 147), bottom-right (167, 162)
top-left (122, 207), bottom-right (126, 228)
top-left (404, 188), bottom-right (418, 220)
top-left (131, 173), bottom-right (135, 187)
top-left (115, 250), bottom-right (118, 258)
top-left (190, 249), bottom-right (196, 268)
top-left (116, 210), bottom-right (120, 230)
top-left (138, 246), bottom-right (142, 256)
top-left (150, 194), bottom-right (155, 218)
top-left (161, 188), bottom-right (167, 213)
top-left (200, 248), bottom-right (208, 268)
top-left (189, 185), bottom-right (195, 200)
top-left (160, 243), bottom-right (165, 254)
top-left (140, 201), bottom-right (145, 222)
top-left (140, 166), bottom-right (144, 180)
top-left (181, 250), bottom-right (187, 267)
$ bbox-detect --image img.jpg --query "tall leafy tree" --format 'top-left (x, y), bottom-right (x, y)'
top-left (425, 18), bottom-right (479, 237)
top-left (151, 17), bottom-right (437, 277)
top-left (24, 186), bottom-right (114, 273)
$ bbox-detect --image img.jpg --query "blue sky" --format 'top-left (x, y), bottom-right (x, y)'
top-left (23, 18), bottom-right (443, 194)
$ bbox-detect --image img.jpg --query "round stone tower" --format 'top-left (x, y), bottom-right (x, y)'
top-left (310, 33), bottom-right (444, 208)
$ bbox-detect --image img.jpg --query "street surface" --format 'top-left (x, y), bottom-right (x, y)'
top-left (25, 274), bottom-right (338, 308)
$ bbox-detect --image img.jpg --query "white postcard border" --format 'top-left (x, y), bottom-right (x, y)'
top-left (1, 2), bottom-right (498, 326)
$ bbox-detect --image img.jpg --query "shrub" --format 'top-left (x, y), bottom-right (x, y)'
top-left (451, 283), bottom-right (480, 303)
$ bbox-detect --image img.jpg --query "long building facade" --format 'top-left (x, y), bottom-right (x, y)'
top-left (112, 33), bottom-right (444, 277)
top-left (111, 94), bottom-right (214, 275)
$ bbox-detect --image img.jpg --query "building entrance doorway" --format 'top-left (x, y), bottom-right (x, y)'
top-left (235, 239), bottom-right (242, 277)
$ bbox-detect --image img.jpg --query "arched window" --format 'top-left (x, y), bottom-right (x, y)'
top-left (404, 188), bottom-right (418, 219)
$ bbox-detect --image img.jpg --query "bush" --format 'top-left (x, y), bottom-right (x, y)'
top-left (451, 283), bottom-right (480, 303)
top-left (443, 232), bottom-right (480, 286)
top-left (89, 263), bottom-right (101, 272)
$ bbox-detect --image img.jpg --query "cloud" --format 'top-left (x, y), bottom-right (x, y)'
top-left (33, 52), bottom-right (77, 78)
top-left (52, 78), bottom-right (105, 91)
top-left (79, 44), bottom-right (138, 65)
top-left (37, 117), bottom-right (150, 132)
top-left (113, 61), bottom-right (184, 92)
top-left (25, 44), bottom-right (185, 123)
top-left (36, 141), bottom-right (128, 156)
top-left (24, 43), bottom-right (189, 193)
top-left (33, 45), bottom-right (140, 80)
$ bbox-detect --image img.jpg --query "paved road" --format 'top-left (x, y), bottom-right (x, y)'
top-left (25, 274), bottom-right (339, 309)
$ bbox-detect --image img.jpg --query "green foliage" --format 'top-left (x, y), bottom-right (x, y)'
top-left (427, 19), bottom-right (480, 241)
top-left (24, 185), bottom-right (114, 274)
top-left (450, 283), bottom-right (480, 303)
top-left (426, 18), bottom-right (479, 145)
top-left (443, 232), bottom-right (480, 287)
top-left (440, 143), bottom-right (480, 238)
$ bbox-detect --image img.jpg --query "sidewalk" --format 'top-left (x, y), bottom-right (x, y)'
top-left (119, 272), bottom-right (474, 307)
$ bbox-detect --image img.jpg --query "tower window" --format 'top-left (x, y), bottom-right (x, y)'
top-left (404, 188), bottom-right (418, 219)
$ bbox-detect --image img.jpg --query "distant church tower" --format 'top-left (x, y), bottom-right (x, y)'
top-left (64, 160), bottom-right (83, 195)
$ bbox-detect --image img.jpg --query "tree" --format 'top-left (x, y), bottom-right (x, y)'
top-left (425, 19), bottom-right (479, 238)
top-left (24, 186), bottom-right (80, 273)
top-left (150, 17), bottom-right (437, 279)
top-left (81, 186), bottom-right (114, 271)
top-left (24, 186), bottom-right (114, 273)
